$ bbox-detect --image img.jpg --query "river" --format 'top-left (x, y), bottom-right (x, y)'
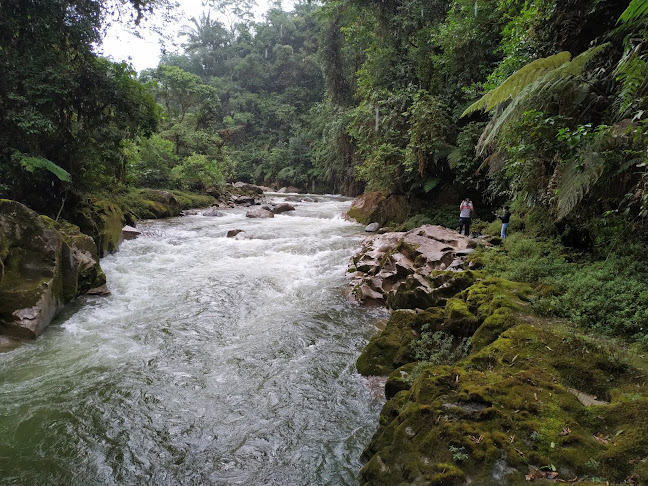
top-left (0, 194), bottom-right (385, 486)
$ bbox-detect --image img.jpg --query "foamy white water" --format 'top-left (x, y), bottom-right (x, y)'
top-left (0, 194), bottom-right (385, 486)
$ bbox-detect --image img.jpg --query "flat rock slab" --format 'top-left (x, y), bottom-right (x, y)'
top-left (349, 225), bottom-right (483, 308)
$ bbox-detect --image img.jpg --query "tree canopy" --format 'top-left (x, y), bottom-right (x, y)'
top-left (2, 0), bottom-right (648, 239)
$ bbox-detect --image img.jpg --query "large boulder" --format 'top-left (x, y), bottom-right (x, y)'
top-left (232, 182), bottom-right (265, 194)
top-left (271, 203), bottom-right (296, 214)
top-left (345, 192), bottom-right (409, 225)
top-left (0, 200), bottom-right (107, 338)
top-left (277, 186), bottom-right (301, 194)
top-left (201, 207), bottom-right (224, 217)
top-left (73, 199), bottom-right (124, 257)
top-left (140, 189), bottom-right (181, 217)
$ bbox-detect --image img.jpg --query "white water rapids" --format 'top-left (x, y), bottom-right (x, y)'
top-left (0, 194), bottom-right (385, 486)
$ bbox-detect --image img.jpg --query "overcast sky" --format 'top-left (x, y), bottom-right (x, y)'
top-left (99, 0), bottom-right (284, 72)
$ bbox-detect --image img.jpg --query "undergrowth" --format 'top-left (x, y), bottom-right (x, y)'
top-left (472, 232), bottom-right (648, 345)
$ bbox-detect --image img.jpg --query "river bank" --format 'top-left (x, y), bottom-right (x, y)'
top-left (349, 219), bottom-right (648, 485)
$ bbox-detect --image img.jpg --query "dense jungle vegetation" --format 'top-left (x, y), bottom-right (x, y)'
top-left (2, 0), bottom-right (648, 343)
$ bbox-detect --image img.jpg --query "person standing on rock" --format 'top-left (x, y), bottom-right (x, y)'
top-left (458, 198), bottom-right (473, 236)
top-left (497, 205), bottom-right (511, 239)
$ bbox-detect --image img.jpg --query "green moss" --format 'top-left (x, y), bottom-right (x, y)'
top-left (105, 187), bottom-right (214, 221)
top-left (386, 362), bottom-right (417, 399)
top-left (362, 314), bottom-right (648, 484)
top-left (73, 199), bottom-right (124, 257)
top-left (443, 298), bottom-right (479, 337)
top-left (597, 399), bottom-right (648, 482)
top-left (357, 309), bottom-right (445, 376)
top-left (471, 307), bottom-right (517, 351)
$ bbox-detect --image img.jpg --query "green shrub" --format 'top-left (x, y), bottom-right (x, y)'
top-left (474, 233), bottom-right (570, 285)
top-left (413, 329), bottom-right (472, 364)
top-left (171, 153), bottom-right (225, 191)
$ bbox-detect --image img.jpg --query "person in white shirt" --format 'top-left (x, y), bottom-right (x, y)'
top-left (459, 198), bottom-right (473, 236)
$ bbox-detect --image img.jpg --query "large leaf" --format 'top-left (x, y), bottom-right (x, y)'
top-left (423, 177), bottom-right (440, 193)
top-left (13, 153), bottom-right (71, 182)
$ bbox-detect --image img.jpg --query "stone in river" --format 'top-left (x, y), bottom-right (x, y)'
top-left (365, 222), bottom-right (380, 232)
top-left (246, 207), bottom-right (274, 218)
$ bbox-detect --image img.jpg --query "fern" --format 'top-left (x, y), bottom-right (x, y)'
top-left (554, 147), bottom-right (605, 220)
top-left (423, 177), bottom-right (440, 193)
top-left (462, 52), bottom-right (571, 117)
top-left (12, 152), bottom-right (71, 182)
top-left (617, 0), bottom-right (648, 27)
top-left (476, 45), bottom-right (609, 154)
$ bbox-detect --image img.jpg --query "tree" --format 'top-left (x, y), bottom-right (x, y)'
top-left (0, 0), bottom-right (161, 214)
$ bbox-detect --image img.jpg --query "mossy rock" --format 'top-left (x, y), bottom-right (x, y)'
top-left (443, 298), bottom-right (480, 337)
top-left (0, 200), bottom-right (106, 338)
top-left (386, 271), bottom-right (479, 310)
top-left (41, 217), bottom-right (106, 294)
top-left (385, 362), bottom-right (417, 399)
top-left (103, 188), bottom-right (214, 221)
top-left (461, 277), bottom-right (533, 321)
top-left (142, 199), bottom-right (171, 218)
top-left (356, 308), bottom-right (444, 376)
top-left (361, 316), bottom-right (648, 485)
top-left (73, 199), bottom-right (124, 257)
top-left (471, 307), bottom-right (517, 351)
top-left (597, 399), bottom-right (648, 482)
top-left (347, 192), bottom-right (409, 225)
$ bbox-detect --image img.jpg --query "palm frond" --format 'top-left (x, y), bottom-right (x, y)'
top-left (618, 0), bottom-right (648, 27)
top-left (423, 177), bottom-right (440, 193)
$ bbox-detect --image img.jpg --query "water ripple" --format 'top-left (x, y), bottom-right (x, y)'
top-left (0, 196), bottom-right (384, 486)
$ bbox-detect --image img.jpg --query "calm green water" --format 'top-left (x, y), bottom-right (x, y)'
top-left (0, 195), bottom-right (385, 486)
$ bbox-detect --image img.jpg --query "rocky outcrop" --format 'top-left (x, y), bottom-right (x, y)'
top-left (349, 225), bottom-right (481, 308)
top-left (352, 226), bottom-right (648, 485)
top-left (0, 200), bottom-right (106, 339)
top-left (359, 309), bottom-right (648, 485)
top-left (345, 192), bottom-right (409, 225)
top-left (122, 225), bottom-right (141, 240)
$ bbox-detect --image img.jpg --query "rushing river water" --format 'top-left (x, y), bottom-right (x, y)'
top-left (0, 194), bottom-right (386, 486)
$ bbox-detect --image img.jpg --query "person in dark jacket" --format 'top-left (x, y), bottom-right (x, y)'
top-left (497, 205), bottom-right (511, 239)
